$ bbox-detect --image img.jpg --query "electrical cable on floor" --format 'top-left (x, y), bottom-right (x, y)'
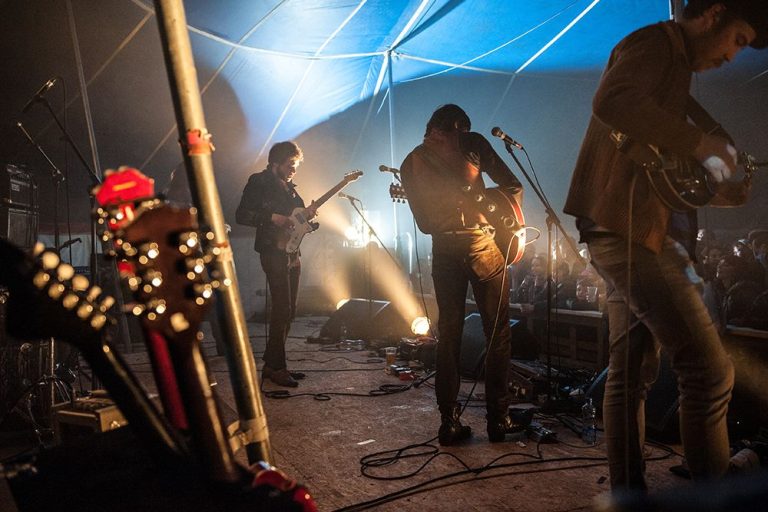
top-left (261, 382), bottom-right (411, 401)
top-left (338, 435), bottom-right (678, 512)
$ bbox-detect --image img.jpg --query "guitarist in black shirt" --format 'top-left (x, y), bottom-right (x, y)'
top-left (400, 104), bottom-right (525, 444)
top-left (237, 141), bottom-right (316, 388)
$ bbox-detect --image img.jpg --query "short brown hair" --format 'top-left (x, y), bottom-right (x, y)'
top-left (268, 141), bottom-right (304, 165)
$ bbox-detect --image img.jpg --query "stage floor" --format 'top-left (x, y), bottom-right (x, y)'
top-left (1, 316), bottom-right (689, 511)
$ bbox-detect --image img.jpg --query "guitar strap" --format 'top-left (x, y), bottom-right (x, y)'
top-left (686, 95), bottom-right (734, 143)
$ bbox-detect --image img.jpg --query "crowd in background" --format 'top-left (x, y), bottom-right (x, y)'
top-left (508, 228), bottom-right (768, 332)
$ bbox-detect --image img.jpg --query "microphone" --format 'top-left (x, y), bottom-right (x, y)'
top-left (338, 191), bottom-right (360, 203)
top-left (379, 165), bottom-right (400, 174)
top-left (491, 127), bottom-right (524, 150)
top-left (22, 78), bottom-right (58, 113)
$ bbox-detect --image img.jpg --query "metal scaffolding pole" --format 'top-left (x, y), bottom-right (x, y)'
top-left (152, 0), bottom-right (272, 464)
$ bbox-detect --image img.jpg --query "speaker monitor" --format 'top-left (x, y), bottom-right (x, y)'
top-left (460, 313), bottom-right (542, 378)
top-left (586, 351), bottom-right (680, 440)
top-left (0, 206), bottom-right (38, 250)
top-left (320, 299), bottom-right (411, 343)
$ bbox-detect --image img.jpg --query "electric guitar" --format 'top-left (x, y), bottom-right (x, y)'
top-left (610, 130), bottom-right (758, 211)
top-left (283, 170), bottom-right (363, 253)
top-left (0, 238), bottom-right (317, 510)
top-left (389, 183), bottom-right (527, 265)
top-left (94, 166), bottom-right (241, 482)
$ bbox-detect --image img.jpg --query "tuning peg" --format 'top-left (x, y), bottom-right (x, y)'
top-left (77, 302), bottom-right (94, 320)
top-left (192, 283), bottom-right (214, 304)
top-left (146, 299), bottom-right (167, 315)
top-left (41, 250), bottom-right (60, 270)
top-left (47, 283), bottom-right (65, 300)
top-left (177, 232), bottom-right (199, 254)
top-left (62, 292), bottom-right (79, 310)
top-left (98, 296), bottom-right (116, 312)
top-left (126, 275), bottom-right (142, 292)
top-left (121, 242), bottom-right (138, 258)
top-left (90, 313), bottom-right (108, 330)
top-left (71, 274), bottom-right (90, 292)
top-left (56, 263), bottom-right (75, 281)
top-left (142, 269), bottom-right (163, 288)
top-left (33, 271), bottom-right (51, 289)
top-left (86, 285), bottom-right (103, 302)
top-left (170, 312), bottom-right (190, 333)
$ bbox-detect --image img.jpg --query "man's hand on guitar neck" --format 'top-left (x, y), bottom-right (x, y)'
top-left (305, 201), bottom-right (318, 219)
top-left (693, 133), bottom-right (738, 183)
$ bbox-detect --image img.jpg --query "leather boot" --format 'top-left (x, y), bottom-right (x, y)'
top-left (438, 404), bottom-right (471, 446)
top-left (487, 412), bottom-right (526, 443)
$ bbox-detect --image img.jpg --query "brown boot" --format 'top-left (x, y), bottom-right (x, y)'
top-left (263, 367), bottom-right (298, 388)
top-left (486, 412), bottom-right (525, 443)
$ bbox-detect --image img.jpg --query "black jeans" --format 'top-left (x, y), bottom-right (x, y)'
top-left (260, 248), bottom-right (301, 370)
top-left (431, 231), bottom-right (512, 416)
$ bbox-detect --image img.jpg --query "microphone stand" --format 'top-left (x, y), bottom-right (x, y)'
top-left (37, 97), bottom-right (101, 283)
top-left (499, 141), bottom-right (585, 413)
top-left (17, 122), bottom-right (64, 250)
top-left (16, 122), bottom-right (70, 433)
top-left (343, 197), bottom-right (402, 337)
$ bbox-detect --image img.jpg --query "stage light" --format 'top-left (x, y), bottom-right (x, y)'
top-left (344, 225), bottom-right (361, 244)
top-left (336, 298), bottom-right (349, 310)
top-left (411, 316), bottom-right (430, 336)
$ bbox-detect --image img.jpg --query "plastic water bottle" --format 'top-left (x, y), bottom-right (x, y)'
top-left (581, 398), bottom-right (597, 445)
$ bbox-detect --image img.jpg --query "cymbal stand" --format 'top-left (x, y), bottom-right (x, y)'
top-left (11, 124), bottom-right (72, 443)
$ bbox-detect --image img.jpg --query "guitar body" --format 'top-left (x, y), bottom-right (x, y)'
top-left (643, 152), bottom-right (715, 212)
top-left (611, 130), bottom-right (717, 212)
top-left (390, 183), bottom-right (526, 265)
top-left (284, 206), bottom-right (319, 254)
top-left (467, 187), bottom-right (526, 265)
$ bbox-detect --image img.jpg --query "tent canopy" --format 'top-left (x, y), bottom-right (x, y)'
top-left (2, 0), bottom-right (767, 243)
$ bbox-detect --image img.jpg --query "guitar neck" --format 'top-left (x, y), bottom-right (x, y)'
top-left (312, 178), bottom-right (351, 209)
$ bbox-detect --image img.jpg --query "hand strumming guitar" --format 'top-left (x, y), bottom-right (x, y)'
top-left (271, 213), bottom-right (294, 229)
top-left (693, 132), bottom-right (737, 183)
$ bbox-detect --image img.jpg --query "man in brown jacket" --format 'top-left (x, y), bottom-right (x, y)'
top-left (564, 0), bottom-right (767, 491)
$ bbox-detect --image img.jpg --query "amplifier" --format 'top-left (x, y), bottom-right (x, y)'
top-left (1, 164), bottom-right (37, 209)
top-left (0, 206), bottom-right (38, 250)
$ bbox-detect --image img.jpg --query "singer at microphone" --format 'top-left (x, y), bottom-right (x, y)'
top-left (338, 191), bottom-right (361, 203)
top-left (22, 77), bottom-right (58, 113)
top-left (491, 127), bottom-right (524, 150)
